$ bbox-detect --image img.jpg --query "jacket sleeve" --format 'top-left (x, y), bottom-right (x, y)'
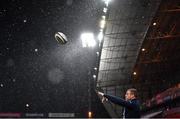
top-left (104, 94), bottom-right (137, 109)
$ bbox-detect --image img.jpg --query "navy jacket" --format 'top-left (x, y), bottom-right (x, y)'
top-left (104, 94), bottom-right (140, 118)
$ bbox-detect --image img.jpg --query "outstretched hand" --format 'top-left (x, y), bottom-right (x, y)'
top-left (97, 91), bottom-right (104, 96)
top-left (97, 91), bottom-right (108, 103)
top-left (102, 97), bottom-right (108, 103)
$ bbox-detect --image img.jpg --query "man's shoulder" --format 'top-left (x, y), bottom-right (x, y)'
top-left (131, 99), bottom-right (139, 101)
top-left (130, 99), bottom-right (140, 104)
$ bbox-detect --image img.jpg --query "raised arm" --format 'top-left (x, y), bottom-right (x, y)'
top-left (104, 94), bottom-right (137, 109)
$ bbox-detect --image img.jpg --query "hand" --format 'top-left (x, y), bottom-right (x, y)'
top-left (102, 97), bottom-right (108, 103)
top-left (97, 91), bottom-right (104, 96)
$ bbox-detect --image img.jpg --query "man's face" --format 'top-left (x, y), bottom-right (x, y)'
top-left (125, 90), bottom-right (134, 101)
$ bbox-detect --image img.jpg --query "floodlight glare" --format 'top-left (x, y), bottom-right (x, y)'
top-left (81, 33), bottom-right (96, 47)
top-left (102, 15), bottom-right (106, 19)
top-left (103, 8), bottom-right (108, 13)
top-left (98, 31), bottom-right (103, 42)
top-left (93, 75), bottom-right (96, 79)
top-left (100, 19), bottom-right (106, 29)
top-left (153, 22), bottom-right (157, 26)
top-left (88, 111), bottom-right (92, 118)
top-left (133, 72), bottom-right (137, 75)
top-left (102, 0), bottom-right (111, 6)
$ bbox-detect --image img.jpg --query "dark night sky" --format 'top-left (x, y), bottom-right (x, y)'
top-left (0, 0), bottom-right (108, 116)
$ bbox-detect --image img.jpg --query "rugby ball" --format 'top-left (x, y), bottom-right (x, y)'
top-left (54, 32), bottom-right (68, 44)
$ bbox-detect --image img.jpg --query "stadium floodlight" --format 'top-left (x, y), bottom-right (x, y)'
top-left (102, 0), bottom-right (111, 6)
top-left (81, 33), bottom-right (96, 48)
top-left (98, 31), bottom-right (103, 42)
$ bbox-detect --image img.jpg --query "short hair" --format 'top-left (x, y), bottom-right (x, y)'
top-left (127, 88), bottom-right (137, 97)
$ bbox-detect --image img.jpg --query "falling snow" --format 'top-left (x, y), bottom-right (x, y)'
top-left (66, 0), bottom-right (73, 6)
top-left (23, 19), bottom-right (27, 23)
top-left (6, 58), bottom-right (15, 67)
top-left (48, 68), bottom-right (64, 84)
top-left (0, 0), bottom-right (104, 117)
top-left (0, 84), bottom-right (4, 87)
top-left (34, 48), bottom-right (38, 52)
top-left (26, 104), bottom-right (29, 107)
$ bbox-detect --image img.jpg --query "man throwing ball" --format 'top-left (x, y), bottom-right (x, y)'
top-left (98, 88), bottom-right (141, 118)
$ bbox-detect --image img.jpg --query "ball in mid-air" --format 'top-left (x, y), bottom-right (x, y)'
top-left (54, 32), bottom-right (68, 44)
